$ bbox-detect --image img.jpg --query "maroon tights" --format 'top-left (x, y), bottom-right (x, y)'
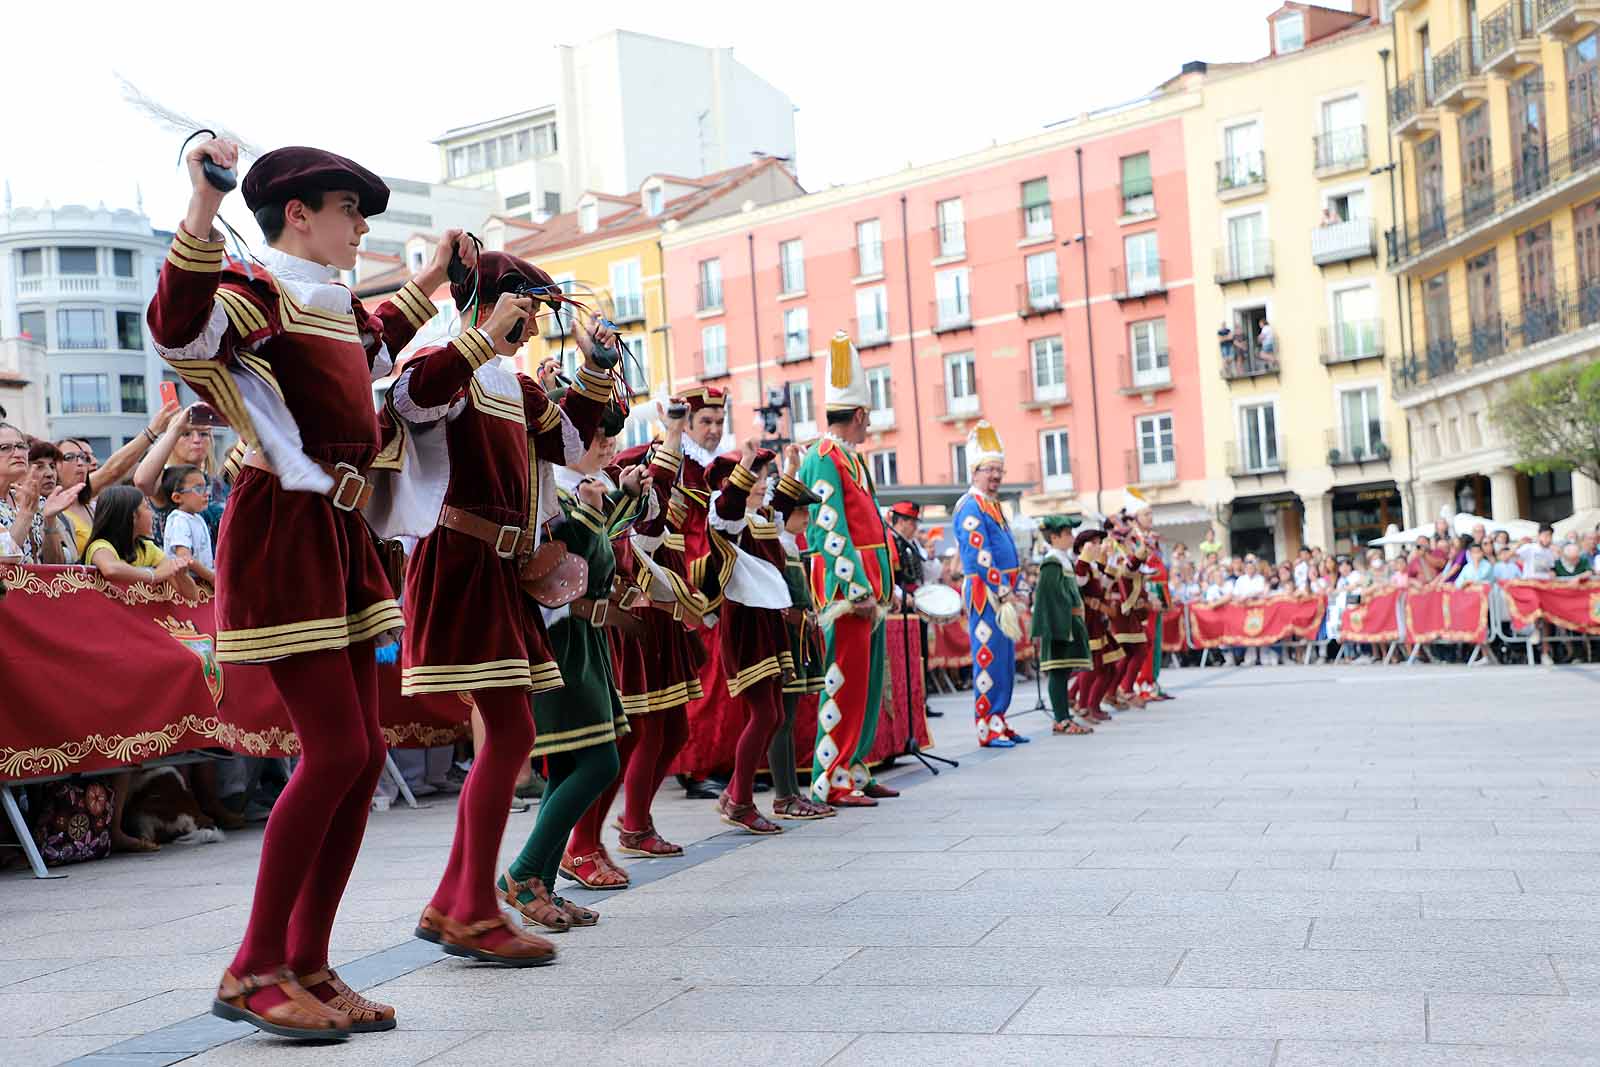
top-left (427, 688), bottom-right (535, 944)
top-left (228, 643), bottom-right (384, 1006)
top-left (726, 677), bottom-right (783, 806)
top-left (1118, 642), bottom-right (1147, 693)
top-left (620, 707), bottom-right (688, 833)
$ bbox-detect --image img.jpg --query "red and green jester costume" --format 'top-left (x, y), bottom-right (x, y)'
top-left (800, 333), bottom-right (895, 806)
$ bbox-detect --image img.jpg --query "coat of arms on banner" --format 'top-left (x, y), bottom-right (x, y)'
top-left (157, 616), bottom-right (224, 704)
top-left (1243, 607), bottom-right (1266, 636)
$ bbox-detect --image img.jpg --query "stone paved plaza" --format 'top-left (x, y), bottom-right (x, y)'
top-left (7, 662), bottom-right (1600, 1065)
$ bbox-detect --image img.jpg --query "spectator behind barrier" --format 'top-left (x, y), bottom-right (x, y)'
top-left (54, 397), bottom-right (181, 560)
top-left (83, 485), bottom-right (199, 600)
top-left (0, 422), bottom-right (76, 564)
top-left (158, 464), bottom-right (216, 588)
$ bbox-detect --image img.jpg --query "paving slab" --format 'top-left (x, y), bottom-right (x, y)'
top-left (9, 664), bottom-right (1600, 1066)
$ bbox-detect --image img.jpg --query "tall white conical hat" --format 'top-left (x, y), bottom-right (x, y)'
top-left (967, 419), bottom-right (1005, 472)
top-left (824, 330), bottom-right (870, 411)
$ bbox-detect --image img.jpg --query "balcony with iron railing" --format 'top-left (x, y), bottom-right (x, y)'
top-left (1389, 280), bottom-right (1600, 395)
top-left (1221, 343), bottom-right (1281, 382)
top-left (1116, 350), bottom-right (1173, 396)
top-left (930, 298), bottom-right (972, 334)
top-left (13, 274), bottom-right (141, 300)
top-left (1537, 0), bottom-right (1600, 37)
top-left (853, 314), bottom-right (891, 348)
top-left (1481, 0), bottom-right (1541, 75)
top-left (1313, 125), bottom-right (1368, 177)
top-left (1124, 447), bottom-right (1177, 487)
top-left (1431, 37), bottom-right (1487, 112)
top-left (541, 307), bottom-right (573, 340)
top-left (1387, 73), bottom-right (1437, 139)
top-left (774, 329), bottom-right (812, 363)
top-left (1319, 319), bottom-right (1385, 365)
top-left (697, 346), bottom-right (730, 380)
top-left (57, 337), bottom-right (109, 351)
top-left (1111, 261), bottom-right (1166, 301)
top-left (1324, 426), bottom-right (1393, 468)
top-left (1386, 123), bottom-right (1600, 271)
top-left (1216, 151), bottom-right (1267, 199)
top-left (1312, 217), bottom-right (1377, 266)
top-left (609, 292), bottom-right (645, 324)
top-left (1020, 366), bottom-right (1070, 410)
top-left (1018, 278), bottom-right (1062, 317)
top-left (1226, 437), bottom-right (1285, 478)
top-left (1214, 241), bottom-right (1274, 285)
top-left (696, 281), bottom-right (723, 313)
top-left (854, 241), bottom-right (885, 278)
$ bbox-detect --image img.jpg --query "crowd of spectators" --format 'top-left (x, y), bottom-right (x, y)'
top-left (1165, 521), bottom-right (1600, 666)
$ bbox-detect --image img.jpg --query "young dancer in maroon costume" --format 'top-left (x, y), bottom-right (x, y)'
top-left (562, 407), bottom-right (704, 887)
top-left (149, 138), bottom-right (456, 1039)
top-left (393, 252), bottom-right (612, 963)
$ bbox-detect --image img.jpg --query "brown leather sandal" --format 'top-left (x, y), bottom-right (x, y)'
top-left (553, 893), bottom-right (599, 927)
top-left (212, 968), bottom-right (351, 1041)
top-left (560, 848), bottom-right (630, 889)
top-left (717, 794), bottom-right (782, 835)
top-left (617, 822), bottom-right (684, 857)
top-left (498, 871), bottom-right (571, 932)
top-left (415, 906), bottom-right (557, 966)
top-left (771, 795), bottom-right (832, 820)
top-left (297, 968), bottom-right (395, 1033)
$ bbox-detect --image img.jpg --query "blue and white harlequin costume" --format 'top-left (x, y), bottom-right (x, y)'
top-left (952, 420), bottom-right (1025, 748)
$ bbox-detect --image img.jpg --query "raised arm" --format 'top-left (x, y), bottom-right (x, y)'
top-left (353, 230), bottom-right (474, 373)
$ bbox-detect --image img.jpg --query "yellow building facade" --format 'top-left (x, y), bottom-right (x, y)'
top-left (1387, 0), bottom-right (1600, 524)
top-left (1181, 15), bottom-right (1411, 559)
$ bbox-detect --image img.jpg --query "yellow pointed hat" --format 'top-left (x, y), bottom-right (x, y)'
top-left (967, 419), bottom-right (1005, 472)
top-left (824, 330), bottom-right (871, 411)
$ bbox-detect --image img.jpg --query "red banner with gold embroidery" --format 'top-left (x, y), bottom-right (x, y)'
top-left (1160, 607), bottom-right (1186, 650)
top-left (1502, 578), bottom-right (1600, 634)
top-left (1185, 594), bottom-right (1326, 648)
top-left (1340, 586), bottom-right (1403, 643)
top-left (0, 564), bottom-right (466, 779)
top-left (1403, 586), bottom-right (1489, 644)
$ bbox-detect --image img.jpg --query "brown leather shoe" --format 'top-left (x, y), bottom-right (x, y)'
top-left (212, 968), bottom-right (351, 1041)
top-left (415, 906), bottom-right (557, 966)
top-left (297, 968), bottom-right (395, 1033)
top-left (829, 790), bottom-right (879, 808)
top-left (862, 782), bottom-right (900, 799)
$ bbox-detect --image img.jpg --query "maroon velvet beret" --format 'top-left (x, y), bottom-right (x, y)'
top-left (242, 147), bottom-right (389, 217)
top-left (450, 252), bottom-right (557, 311)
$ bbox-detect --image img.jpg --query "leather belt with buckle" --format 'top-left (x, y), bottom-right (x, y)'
top-left (438, 505), bottom-right (536, 559)
top-left (569, 595), bottom-right (644, 635)
top-left (243, 452), bottom-right (373, 512)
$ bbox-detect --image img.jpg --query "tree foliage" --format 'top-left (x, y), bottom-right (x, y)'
top-left (1490, 359), bottom-right (1600, 489)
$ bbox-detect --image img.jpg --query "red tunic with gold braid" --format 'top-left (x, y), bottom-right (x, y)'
top-left (395, 334), bottom-right (610, 695)
top-left (1077, 556), bottom-right (1125, 668)
top-left (711, 463), bottom-right (795, 698)
top-left (606, 443), bottom-right (708, 716)
top-left (146, 227), bottom-right (434, 663)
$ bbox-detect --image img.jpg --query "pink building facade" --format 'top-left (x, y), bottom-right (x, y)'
top-left (660, 94), bottom-right (1210, 533)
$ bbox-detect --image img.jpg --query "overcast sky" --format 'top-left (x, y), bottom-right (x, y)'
top-left (3, 0), bottom-right (1329, 235)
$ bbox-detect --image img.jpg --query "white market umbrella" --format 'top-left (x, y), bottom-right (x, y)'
top-left (1555, 507), bottom-right (1600, 540)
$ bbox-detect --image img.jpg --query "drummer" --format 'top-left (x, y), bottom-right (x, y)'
top-left (888, 501), bottom-right (942, 717)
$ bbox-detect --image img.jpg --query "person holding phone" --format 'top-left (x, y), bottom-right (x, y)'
top-left (135, 402), bottom-right (229, 545)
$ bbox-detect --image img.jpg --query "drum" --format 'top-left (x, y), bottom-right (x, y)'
top-left (913, 583), bottom-right (962, 623)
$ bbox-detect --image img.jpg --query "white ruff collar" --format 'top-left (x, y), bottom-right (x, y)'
top-left (1047, 546), bottom-right (1073, 566)
top-left (259, 246), bottom-right (350, 313)
top-left (779, 529), bottom-right (799, 556)
top-left (682, 436), bottom-right (719, 468)
top-left (823, 431), bottom-right (856, 454)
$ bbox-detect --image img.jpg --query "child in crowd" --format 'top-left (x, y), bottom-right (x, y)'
top-left (84, 485), bottom-right (198, 601)
top-left (160, 464), bottom-right (216, 587)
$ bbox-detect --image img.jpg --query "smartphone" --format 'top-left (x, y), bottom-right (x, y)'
top-left (159, 381), bottom-right (179, 408)
top-left (187, 402), bottom-right (226, 428)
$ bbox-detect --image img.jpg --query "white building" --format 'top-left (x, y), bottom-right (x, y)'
top-left (359, 177), bottom-right (497, 269)
top-left (0, 337), bottom-right (47, 432)
top-left (0, 204), bottom-right (170, 452)
top-left (434, 29), bottom-right (797, 218)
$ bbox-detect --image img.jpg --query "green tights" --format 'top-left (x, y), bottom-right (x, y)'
top-left (505, 741), bottom-right (620, 897)
top-left (1046, 669), bottom-right (1073, 724)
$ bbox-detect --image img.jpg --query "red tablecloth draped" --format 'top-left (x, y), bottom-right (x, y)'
top-left (790, 614), bottom-right (932, 771)
top-left (1503, 578), bottom-right (1600, 634)
top-left (1186, 594), bottom-right (1327, 648)
top-left (0, 564), bottom-right (465, 779)
top-left (1160, 607), bottom-right (1186, 650)
top-left (1342, 587), bottom-right (1403, 643)
top-left (1403, 586), bottom-right (1489, 644)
